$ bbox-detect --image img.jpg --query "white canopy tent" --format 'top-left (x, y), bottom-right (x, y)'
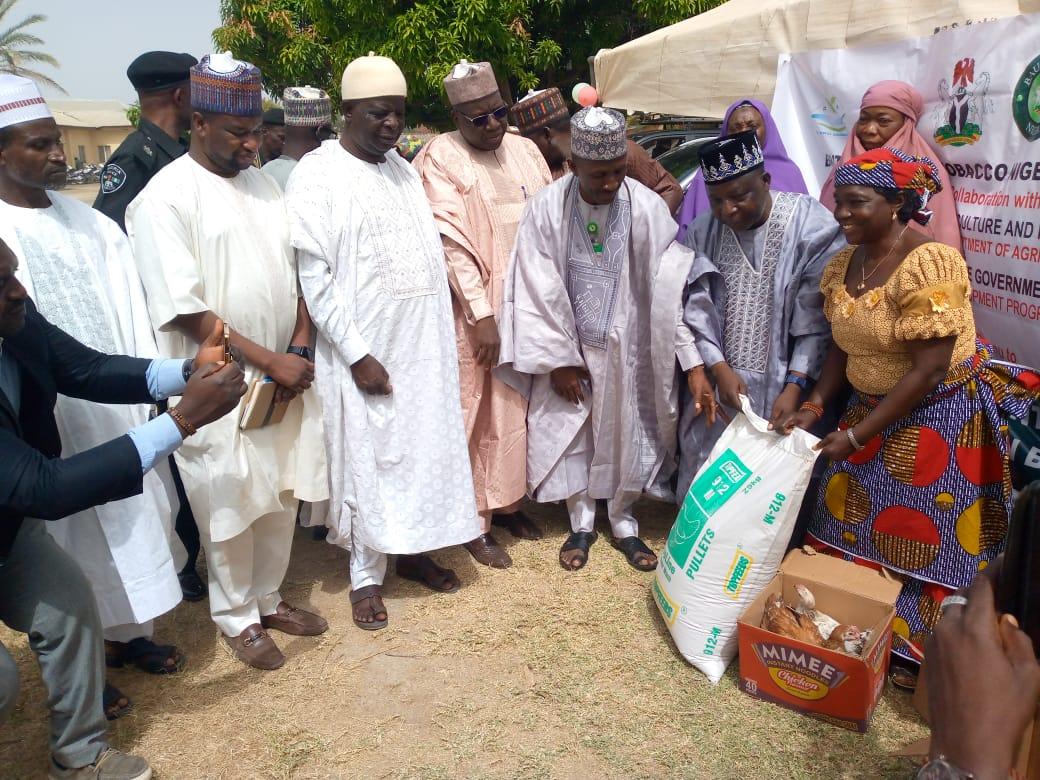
top-left (594, 0), bottom-right (1040, 117)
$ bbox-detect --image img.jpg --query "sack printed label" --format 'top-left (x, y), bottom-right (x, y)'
top-left (723, 549), bottom-right (753, 599)
top-left (652, 578), bottom-right (678, 625)
top-left (667, 449), bottom-right (750, 569)
top-left (752, 642), bottom-right (848, 701)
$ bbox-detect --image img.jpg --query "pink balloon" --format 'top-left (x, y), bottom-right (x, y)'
top-left (577, 85), bottom-right (599, 107)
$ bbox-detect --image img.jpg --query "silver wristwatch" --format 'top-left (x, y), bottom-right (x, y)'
top-left (916, 757), bottom-right (976, 780)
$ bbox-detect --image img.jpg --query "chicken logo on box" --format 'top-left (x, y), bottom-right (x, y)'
top-left (751, 643), bottom-right (849, 701)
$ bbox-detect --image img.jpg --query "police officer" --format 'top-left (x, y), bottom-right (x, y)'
top-left (93, 51), bottom-right (197, 232)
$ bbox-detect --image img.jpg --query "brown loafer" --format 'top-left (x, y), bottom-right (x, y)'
top-left (463, 533), bottom-right (512, 569)
top-left (260, 601), bottom-right (329, 636)
top-left (223, 624), bottom-right (284, 670)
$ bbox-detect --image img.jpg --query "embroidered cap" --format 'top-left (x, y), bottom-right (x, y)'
top-left (341, 52), bottom-right (407, 101)
top-left (190, 52), bottom-right (263, 117)
top-left (700, 131), bottom-right (765, 185)
top-left (283, 86), bottom-right (332, 127)
top-left (509, 88), bottom-right (569, 136)
top-left (0, 75), bottom-right (51, 128)
top-left (443, 60), bottom-right (499, 106)
top-left (834, 147), bottom-right (943, 226)
top-left (570, 106), bottom-right (626, 161)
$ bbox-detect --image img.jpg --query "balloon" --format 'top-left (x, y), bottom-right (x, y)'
top-left (577, 85), bottom-right (599, 107)
top-left (571, 82), bottom-right (590, 103)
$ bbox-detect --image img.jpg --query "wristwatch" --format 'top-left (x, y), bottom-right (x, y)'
top-left (916, 757), bottom-right (976, 779)
top-left (286, 345), bottom-right (314, 362)
top-left (785, 373), bottom-right (814, 393)
top-left (181, 358), bottom-right (193, 384)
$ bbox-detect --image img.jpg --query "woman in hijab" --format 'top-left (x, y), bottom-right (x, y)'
top-left (676, 98), bottom-right (808, 242)
top-left (820, 80), bottom-right (962, 251)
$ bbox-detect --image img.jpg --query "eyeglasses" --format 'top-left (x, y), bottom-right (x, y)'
top-left (458, 105), bottom-right (508, 128)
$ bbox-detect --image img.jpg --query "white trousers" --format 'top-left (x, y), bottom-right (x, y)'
top-left (197, 507), bottom-right (296, 637)
top-left (102, 620), bottom-right (153, 644)
top-left (566, 490), bottom-right (640, 539)
top-left (349, 542), bottom-right (388, 591)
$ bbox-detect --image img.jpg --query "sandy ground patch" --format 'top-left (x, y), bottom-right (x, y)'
top-left (0, 500), bottom-right (927, 778)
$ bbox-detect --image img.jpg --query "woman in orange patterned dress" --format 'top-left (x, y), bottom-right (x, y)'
top-left (781, 147), bottom-right (1040, 688)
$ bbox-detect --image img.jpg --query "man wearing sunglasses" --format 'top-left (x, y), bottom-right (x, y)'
top-left (415, 60), bottom-right (552, 569)
top-left (261, 86), bottom-right (336, 192)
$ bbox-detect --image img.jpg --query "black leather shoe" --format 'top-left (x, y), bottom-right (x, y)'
top-left (178, 568), bottom-right (207, 602)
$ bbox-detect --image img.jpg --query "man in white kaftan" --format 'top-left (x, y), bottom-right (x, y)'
top-left (0, 81), bottom-right (184, 693)
top-left (127, 53), bottom-right (329, 670)
top-left (678, 131), bottom-right (845, 498)
top-left (287, 54), bottom-right (480, 631)
top-left (498, 107), bottom-right (708, 572)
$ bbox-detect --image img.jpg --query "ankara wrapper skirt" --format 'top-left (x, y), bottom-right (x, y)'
top-left (808, 344), bottom-right (1040, 662)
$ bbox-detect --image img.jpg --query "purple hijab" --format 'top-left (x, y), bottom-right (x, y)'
top-left (675, 98), bottom-right (809, 242)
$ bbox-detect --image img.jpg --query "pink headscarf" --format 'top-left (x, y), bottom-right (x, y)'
top-left (820, 80), bottom-right (962, 251)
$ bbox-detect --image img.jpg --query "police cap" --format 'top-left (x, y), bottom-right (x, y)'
top-left (127, 51), bottom-right (198, 92)
top-left (262, 108), bottom-right (285, 126)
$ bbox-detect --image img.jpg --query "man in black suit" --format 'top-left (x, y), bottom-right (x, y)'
top-left (0, 241), bottom-right (245, 780)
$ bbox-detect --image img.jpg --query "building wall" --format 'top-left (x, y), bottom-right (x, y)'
top-left (60, 126), bottom-right (134, 167)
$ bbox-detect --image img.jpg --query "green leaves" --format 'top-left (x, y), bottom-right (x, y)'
top-left (214, 0), bottom-right (724, 126)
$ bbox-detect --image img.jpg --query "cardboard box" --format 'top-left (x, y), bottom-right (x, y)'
top-left (737, 549), bottom-right (902, 732)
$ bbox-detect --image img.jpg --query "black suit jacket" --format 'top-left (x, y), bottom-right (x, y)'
top-left (0, 300), bottom-right (156, 557)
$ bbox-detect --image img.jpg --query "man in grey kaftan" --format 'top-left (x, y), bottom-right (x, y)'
top-left (678, 131), bottom-right (845, 498)
top-left (499, 107), bottom-right (708, 571)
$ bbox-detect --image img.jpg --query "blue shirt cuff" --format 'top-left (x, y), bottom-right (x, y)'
top-left (126, 413), bottom-right (183, 474)
top-left (147, 358), bottom-right (190, 401)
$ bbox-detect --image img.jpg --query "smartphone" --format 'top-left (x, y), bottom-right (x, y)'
top-left (223, 322), bottom-right (232, 364)
top-left (996, 481), bottom-right (1040, 655)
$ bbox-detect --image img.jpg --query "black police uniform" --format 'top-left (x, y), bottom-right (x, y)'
top-left (93, 118), bottom-right (186, 232)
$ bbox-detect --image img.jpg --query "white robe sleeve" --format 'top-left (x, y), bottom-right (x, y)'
top-left (126, 186), bottom-right (208, 333)
top-left (286, 162), bottom-right (370, 366)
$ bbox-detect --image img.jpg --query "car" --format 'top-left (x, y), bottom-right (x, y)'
top-left (656, 136), bottom-right (716, 192)
top-left (632, 126), bottom-right (719, 158)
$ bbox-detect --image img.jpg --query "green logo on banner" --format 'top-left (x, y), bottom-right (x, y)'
top-left (1013, 54), bottom-right (1040, 142)
top-left (667, 449), bottom-right (751, 568)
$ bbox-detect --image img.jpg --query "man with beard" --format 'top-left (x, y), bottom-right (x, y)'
top-left (498, 106), bottom-right (710, 571)
top-left (286, 53), bottom-right (480, 631)
top-left (127, 52), bottom-right (329, 670)
top-left (0, 74), bottom-right (186, 719)
top-left (678, 131), bottom-right (844, 497)
top-left (414, 60), bottom-right (551, 568)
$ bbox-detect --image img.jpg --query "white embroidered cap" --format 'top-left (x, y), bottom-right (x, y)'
top-left (0, 75), bottom-right (51, 128)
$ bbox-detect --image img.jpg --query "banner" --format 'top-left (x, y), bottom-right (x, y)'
top-left (772, 14), bottom-right (1040, 368)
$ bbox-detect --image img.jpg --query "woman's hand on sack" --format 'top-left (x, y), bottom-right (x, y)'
top-left (779, 408), bottom-right (819, 435)
top-left (686, 366), bottom-right (717, 426)
top-left (351, 354), bottom-right (392, 395)
top-left (813, 429), bottom-right (856, 461)
top-left (550, 365), bottom-right (590, 405)
top-left (926, 560), bottom-right (1040, 780)
top-left (711, 362), bottom-right (746, 409)
top-left (768, 384), bottom-right (802, 431)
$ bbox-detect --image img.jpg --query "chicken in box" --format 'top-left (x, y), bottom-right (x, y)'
top-left (737, 548), bottom-right (902, 732)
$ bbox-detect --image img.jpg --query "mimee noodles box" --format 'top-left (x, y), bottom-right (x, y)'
top-left (737, 549), bottom-right (902, 732)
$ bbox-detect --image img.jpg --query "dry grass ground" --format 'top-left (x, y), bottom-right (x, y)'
top-left (0, 500), bottom-right (928, 779)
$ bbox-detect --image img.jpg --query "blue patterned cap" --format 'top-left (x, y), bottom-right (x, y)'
top-left (190, 52), bottom-right (263, 117)
top-left (700, 130), bottom-right (765, 185)
top-left (571, 107), bottom-right (626, 161)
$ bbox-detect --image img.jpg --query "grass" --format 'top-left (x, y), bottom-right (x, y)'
top-left (0, 499), bottom-right (928, 778)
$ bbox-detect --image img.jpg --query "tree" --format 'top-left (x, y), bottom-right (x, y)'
top-left (0, 0), bottom-right (62, 92)
top-left (126, 101), bottom-right (140, 127)
top-left (213, 0), bottom-right (723, 126)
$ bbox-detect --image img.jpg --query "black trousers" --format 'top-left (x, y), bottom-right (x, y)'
top-left (158, 400), bottom-right (200, 572)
